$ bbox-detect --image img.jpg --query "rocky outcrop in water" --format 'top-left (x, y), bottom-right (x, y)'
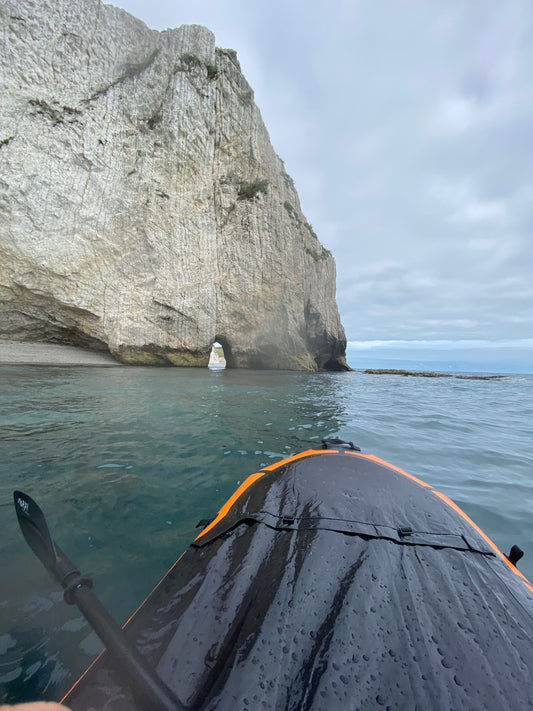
top-left (0, 0), bottom-right (348, 370)
top-left (364, 369), bottom-right (505, 380)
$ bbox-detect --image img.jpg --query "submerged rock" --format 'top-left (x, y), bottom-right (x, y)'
top-left (0, 0), bottom-right (348, 371)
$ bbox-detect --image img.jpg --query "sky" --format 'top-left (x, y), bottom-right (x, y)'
top-left (108, 0), bottom-right (532, 367)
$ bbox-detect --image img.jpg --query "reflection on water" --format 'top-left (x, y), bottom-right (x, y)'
top-left (1, 366), bottom-right (532, 702)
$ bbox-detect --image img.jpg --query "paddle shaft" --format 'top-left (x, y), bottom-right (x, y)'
top-left (52, 542), bottom-right (185, 711)
top-left (14, 490), bottom-right (185, 710)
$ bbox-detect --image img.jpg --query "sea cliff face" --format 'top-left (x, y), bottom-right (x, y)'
top-left (0, 0), bottom-right (348, 370)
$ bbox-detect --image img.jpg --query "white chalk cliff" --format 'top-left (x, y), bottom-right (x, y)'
top-left (0, 0), bottom-right (348, 370)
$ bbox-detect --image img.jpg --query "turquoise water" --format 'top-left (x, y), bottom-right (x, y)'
top-left (1, 365), bottom-right (532, 703)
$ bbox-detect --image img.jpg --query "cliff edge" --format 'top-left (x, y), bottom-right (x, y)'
top-left (0, 0), bottom-right (349, 370)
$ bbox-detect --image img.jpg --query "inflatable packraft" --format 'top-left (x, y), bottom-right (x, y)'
top-left (59, 443), bottom-right (533, 710)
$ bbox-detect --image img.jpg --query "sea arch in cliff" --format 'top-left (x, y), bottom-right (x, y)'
top-left (0, 3), bottom-right (349, 372)
top-left (210, 337), bottom-right (230, 368)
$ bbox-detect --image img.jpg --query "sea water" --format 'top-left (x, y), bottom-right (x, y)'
top-left (1, 365), bottom-right (532, 702)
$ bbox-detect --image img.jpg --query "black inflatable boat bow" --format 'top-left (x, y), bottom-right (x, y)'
top-left (15, 449), bottom-right (533, 710)
top-left (13, 490), bottom-right (185, 711)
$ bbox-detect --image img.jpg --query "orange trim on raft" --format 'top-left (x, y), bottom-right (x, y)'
top-left (347, 451), bottom-right (433, 488)
top-left (61, 651), bottom-right (102, 703)
top-left (349, 451), bottom-right (533, 593)
top-left (432, 490), bottom-right (533, 593)
top-left (195, 471), bottom-right (268, 542)
top-left (260, 448), bottom-right (339, 471)
top-left (122, 550), bottom-right (188, 628)
top-left (195, 449), bottom-right (336, 542)
top-left (61, 549), bottom-right (189, 704)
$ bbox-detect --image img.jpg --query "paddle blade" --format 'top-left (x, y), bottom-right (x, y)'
top-left (14, 490), bottom-right (57, 571)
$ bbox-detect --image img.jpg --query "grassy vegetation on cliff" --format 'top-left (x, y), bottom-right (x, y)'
top-left (237, 179), bottom-right (268, 200)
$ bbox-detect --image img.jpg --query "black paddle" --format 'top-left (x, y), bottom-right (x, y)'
top-left (13, 490), bottom-right (185, 711)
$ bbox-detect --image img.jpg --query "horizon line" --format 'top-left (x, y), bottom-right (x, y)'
top-left (346, 339), bottom-right (533, 351)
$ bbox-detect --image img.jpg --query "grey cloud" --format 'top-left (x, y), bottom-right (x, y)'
top-left (111, 0), bottom-right (533, 342)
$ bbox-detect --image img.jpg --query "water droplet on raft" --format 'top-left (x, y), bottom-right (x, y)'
top-left (454, 675), bottom-right (464, 687)
top-left (339, 675), bottom-right (349, 685)
top-left (376, 694), bottom-right (387, 706)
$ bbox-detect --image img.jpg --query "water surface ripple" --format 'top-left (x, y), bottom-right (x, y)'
top-left (1, 366), bottom-right (532, 702)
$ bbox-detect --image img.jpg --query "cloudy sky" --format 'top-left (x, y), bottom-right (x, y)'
top-left (109, 0), bottom-right (532, 358)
